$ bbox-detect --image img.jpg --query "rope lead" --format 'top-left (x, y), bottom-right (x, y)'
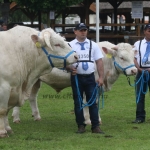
top-left (135, 70), bottom-right (149, 104)
top-left (75, 75), bottom-right (104, 110)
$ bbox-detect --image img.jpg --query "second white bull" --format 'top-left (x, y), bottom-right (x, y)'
top-left (12, 41), bottom-right (137, 124)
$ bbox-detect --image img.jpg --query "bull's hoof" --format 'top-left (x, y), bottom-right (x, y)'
top-left (84, 120), bottom-right (92, 125)
top-left (0, 133), bottom-right (9, 138)
top-left (7, 129), bottom-right (14, 134)
top-left (13, 120), bottom-right (21, 124)
top-left (32, 114), bottom-right (41, 121)
top-left (34, 118), bottom-right (41, 121)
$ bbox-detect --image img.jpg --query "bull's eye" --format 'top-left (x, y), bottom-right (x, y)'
top-left (55, 44), bottom-right (60, 46)
top-left (120, 57), bottom-right (124, 60)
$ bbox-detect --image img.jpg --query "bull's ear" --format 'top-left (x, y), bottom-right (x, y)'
top-left (31, 35), bottom-right (42, 48)
top-left (102, 47), bottom-right (117, 56)
top-left (31, 35), bottom-right (38, 43)
top-left (102, 47), bottom-right (108, 54)
top-left (43, 31), bottom-right (53, 50)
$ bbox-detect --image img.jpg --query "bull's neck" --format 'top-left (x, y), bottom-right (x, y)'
top-left (103, 57), bottom-right (120, 91)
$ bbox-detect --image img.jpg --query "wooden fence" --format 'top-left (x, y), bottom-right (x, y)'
top-left (52, 23), bottom-right (146, 44)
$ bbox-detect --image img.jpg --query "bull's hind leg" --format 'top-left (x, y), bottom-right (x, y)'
top-left (29, 79), bottom-right (41, 121)
top-left (83, 106), bottom-right (102, 125)
top-left (83, 106), bottom-right (91, 125)
top-left (83, 95), bottom-right (102, 125)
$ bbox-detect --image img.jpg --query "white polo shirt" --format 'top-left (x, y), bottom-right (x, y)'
top-left (134, 38), bottom-right (150, 68)
top-left (69, 38), bottom-right (104, 74)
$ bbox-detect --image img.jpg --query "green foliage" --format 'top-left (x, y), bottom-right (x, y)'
top-left (11, 0), bottom-right (83, 11)
top-left (9, 9), bottom-right (48, 24)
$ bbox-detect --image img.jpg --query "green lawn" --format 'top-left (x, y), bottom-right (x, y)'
top-left (1, 75), bottom-right (150, 150)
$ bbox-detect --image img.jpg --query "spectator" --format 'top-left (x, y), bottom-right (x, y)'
top-left (0, 23), bottom-right (7, 31)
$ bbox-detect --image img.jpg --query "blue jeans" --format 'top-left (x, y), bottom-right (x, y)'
top-left (71, 73), bottom-right (100, 129)
top-left (135, 72), bottom-right (150, 121)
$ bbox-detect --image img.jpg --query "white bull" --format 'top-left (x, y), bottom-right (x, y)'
top-left (12, 41), bottom-right (137, 125)
top-left (0, 25), bottom-right (77, 138)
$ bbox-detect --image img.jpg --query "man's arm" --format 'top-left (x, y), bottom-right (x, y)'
top-left (134, 58), bottom-right (143, 72)
top-left (95, 58), bottom-right (104, 86)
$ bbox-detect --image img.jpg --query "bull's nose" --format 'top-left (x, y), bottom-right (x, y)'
top-left (131, 69), bottom-right (137, 75)
top-left (74, 55), bottom-right (78, 60)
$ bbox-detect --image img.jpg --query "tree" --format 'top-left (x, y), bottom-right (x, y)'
top-left (10, 0), bottom-right (84, 11)
top-left (9, 0), bottom-right (84, 30)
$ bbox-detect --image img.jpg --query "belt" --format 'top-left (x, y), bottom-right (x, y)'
top-left (77, 72), bottom-right (94, 77)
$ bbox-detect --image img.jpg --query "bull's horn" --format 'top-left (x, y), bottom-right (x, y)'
top-left (112, 46), bottom-right (118, 51)
top-left (43, 31), bottom-right (53, 50)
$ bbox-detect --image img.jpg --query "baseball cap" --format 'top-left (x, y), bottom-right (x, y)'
top-left (144, 24), bottom-right (150, 30)
top-left (74, 23), bottom-right (88, 30)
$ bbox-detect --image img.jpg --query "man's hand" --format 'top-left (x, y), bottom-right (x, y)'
top-left (71, 67), bottom-right (77, 75)
top-left (147, 68), bottom-right (150, 73)
top-left (96, 77), bottom-right (103, 87)
top-left (66, 65), bottom-right (77, 75)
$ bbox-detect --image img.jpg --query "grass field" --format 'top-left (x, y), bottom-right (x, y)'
top-left (1, 75), bottom-right (150, 150)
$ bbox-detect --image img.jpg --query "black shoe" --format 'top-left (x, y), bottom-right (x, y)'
top-left (76, 125), bottom-right (86, 134)
top-left (132, 119), bottom-right (145, 124)
top-left (92, 126), bottom-right (105, 134)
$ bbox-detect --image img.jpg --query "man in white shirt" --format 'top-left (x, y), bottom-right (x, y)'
top-left (132, 24), bottom-right (150, 123)
top-left (66, 23), bottom-right (104, 133)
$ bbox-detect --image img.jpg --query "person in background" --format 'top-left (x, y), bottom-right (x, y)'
top-left (66, 23), bottom-right (104, 134)
top-left (0, 23), bottom-right (7, 31)
top-left (132, 24), bottom-right (150, 123)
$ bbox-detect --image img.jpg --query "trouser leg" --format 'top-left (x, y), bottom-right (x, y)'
top-left (135, 73), bottom-right (146, 121)
top-left (71, 75), bottom-right (85, 127)
top-left (84, 74), bottom-right (100, 129)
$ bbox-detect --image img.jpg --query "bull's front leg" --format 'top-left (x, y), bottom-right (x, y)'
top-left (12, 80), bottom-right (41, 123)
top-left (0, 108), bottom-right (9, 137)
top-left (29, 96), bottom-right (41, 121)
top-left (29, 79), bottom-right (41, 121)
top-left (4, 113), bottom-right (13, 134)
top-left (12, 107), bottom-right (21, 123)
top-left (0, 88), bottom-right (13, 138)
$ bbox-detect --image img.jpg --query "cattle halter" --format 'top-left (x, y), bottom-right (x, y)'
top-left (41, 47), bottom-right (74, 70)
top-left (38, 31), bottom-right (75, 69)
top-left (113, 57), bottom-right (135, 76)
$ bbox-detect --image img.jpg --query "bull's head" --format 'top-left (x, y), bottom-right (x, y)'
top-left (102, 43), bottom-right (137, 76)
top-left (31, 28), bottom-right (78, 69)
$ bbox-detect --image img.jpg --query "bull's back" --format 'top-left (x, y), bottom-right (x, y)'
top-left (0, 26), bottom-right (38, 85)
